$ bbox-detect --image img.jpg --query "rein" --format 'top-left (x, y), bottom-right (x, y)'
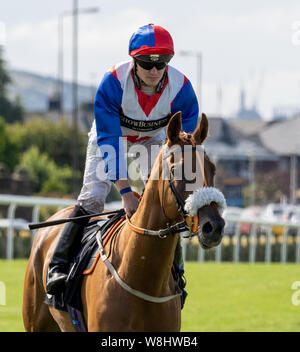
top-left (126, 214), bottom-right (188, 238)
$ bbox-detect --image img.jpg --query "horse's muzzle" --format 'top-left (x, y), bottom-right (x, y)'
top-left (197, 217), bottom-right (225, 249)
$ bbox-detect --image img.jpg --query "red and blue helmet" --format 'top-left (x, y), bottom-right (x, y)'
top-left (129, 24), bottom-right (174, 60)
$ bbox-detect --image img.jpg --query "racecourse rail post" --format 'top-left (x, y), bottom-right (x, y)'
top-left (215, 240), bottom-right (222, 263)
top-left (265, 226), bottom-right (272, 263)
top-left (198, 245), bottom-right (205, 263)
top-left (249, 224), bottom-right (257, 263)
top-left (296, 228), bottom-right (300, 263)
top-left (31, 205), bottom-right (40, 244)
top-left (233, 222), bottom-right (241, 263)
top-left (280, 227), bottom-right (288, 264)
top-left (7, 203), bottom-right (16, 260)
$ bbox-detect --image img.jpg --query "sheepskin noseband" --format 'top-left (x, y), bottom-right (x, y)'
top-left (184, 187), bottom-right (227, 216)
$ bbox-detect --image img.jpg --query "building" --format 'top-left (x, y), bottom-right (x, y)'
top-left (205, 117), bottom-right (278, 207)
top-left (259, 115), bottom-right (300, 204)
top-left (236, 88), bottom-right (262, 120)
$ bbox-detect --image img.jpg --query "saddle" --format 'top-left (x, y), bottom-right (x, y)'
top-left (45, 209), bottom-right (126, 330)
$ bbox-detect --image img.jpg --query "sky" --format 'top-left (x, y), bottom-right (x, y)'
top-left (1, 0), bottom-right (300, 119)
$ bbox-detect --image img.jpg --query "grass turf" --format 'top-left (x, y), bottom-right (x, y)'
top-left (0, 260), bottom-right (299, 332)
top-left (182, 262), bottom-right (300, 332)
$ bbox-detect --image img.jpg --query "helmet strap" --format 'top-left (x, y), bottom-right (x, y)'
top-left (133, 61), bottom-right (141, 89)
top-left (156, 70), bottom-right (167, 94)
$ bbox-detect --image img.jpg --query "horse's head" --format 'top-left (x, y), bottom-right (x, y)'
top-left (158, 111), bottom-right (226, 249)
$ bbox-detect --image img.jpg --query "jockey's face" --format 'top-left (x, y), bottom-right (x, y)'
top-left (136, 63), bottom-right (166, 88)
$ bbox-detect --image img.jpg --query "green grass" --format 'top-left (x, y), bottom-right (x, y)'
top-left (0, 259), bottom-right (27, 332)
top-left (0, 260), bottom-right (300, 332)
top-left (182, 262), bottom-right (300, 332)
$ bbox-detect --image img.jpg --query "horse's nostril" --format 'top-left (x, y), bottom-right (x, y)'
top-left (202, 221), bottom-right (213, 235)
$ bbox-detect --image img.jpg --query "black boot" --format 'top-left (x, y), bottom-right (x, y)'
top-left (46, 205), bottom-right (90, 295)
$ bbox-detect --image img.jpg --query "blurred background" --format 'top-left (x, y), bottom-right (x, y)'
top-left (0, 0), bottom-right (300, 333)
top-left (0, 0), bottom-right (299, 259)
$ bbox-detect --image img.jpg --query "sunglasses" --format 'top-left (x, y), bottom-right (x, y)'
top-left (135, 59), bottom-right (167, 71)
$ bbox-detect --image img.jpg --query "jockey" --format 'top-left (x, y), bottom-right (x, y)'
top-left (46, 24), bottom-right (199, 305)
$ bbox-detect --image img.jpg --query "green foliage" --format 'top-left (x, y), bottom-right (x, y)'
top-left (0, 116), bottom-right (88, 196)
top-left (0, 48), bottom-right (24, 123)
top-left (20, 146), bottom-right (73, 194)
top-left (9, 117), bottom-right (87, 170)
top-left (0, 48), bottom-right (10, 96)
top-left (0, 96), bottom-right (24, 124)
top-left (0, 116), bottom-right (20, 172)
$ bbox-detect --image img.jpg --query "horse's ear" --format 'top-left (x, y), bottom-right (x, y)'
top-left (167, 111), bottom-right (182, 144)
top-left (192, 113), bottom-right (209, 144)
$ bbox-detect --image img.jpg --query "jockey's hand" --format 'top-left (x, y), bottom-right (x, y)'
top-left (122, 191), bottom-right (140, 218)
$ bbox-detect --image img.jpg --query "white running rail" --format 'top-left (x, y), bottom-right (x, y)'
top-left (0, 194), bottom-right (76, 260)
top-left (1, 194), bottom-right (300, 264)
top-left (182, 216), bottom-right (300, 264)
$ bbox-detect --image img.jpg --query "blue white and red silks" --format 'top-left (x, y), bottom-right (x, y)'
top-left (94, 60), bottom-right (199, 181)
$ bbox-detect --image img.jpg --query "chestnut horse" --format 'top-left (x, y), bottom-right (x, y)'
top-left (23, 112), bottom-right (225, 332)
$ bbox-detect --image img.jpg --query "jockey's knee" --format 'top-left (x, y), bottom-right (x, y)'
top-left (78, 181), bottom-right (111, 214)
top-left (78, 198), bottom-right (105, 215)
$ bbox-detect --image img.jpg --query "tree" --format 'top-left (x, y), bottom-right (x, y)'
top-left (0, 48), bottom-right (24, 123)
top-left (20, 146), bottom-right (73, 194)
top-left (0, 116), bottom-right (20, 172)
top-left (0, 48), bottom-right (10, 97)
top-left (9, 117), bottom-right (87, 170)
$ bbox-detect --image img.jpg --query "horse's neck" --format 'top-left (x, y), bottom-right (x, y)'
top-left (117, 177), bottom-right (178, 296)
top-left (130, 152), bottom-right (171, 230)
top-left (131, 179), bottom-right (165, 229)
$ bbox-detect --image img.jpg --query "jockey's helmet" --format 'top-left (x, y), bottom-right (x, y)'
top-left (129, 24), bottom-right (174, 64)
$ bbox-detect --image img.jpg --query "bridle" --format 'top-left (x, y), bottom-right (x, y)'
top-left (162, 142), bottom-right (208, 234)
top-left (126, 141), bottom-right (208, 238)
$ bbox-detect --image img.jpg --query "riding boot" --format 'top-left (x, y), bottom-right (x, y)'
top-left (174, 238), bottom-right (188, 309)
top-left (46, 205), bottom-right (90, 295)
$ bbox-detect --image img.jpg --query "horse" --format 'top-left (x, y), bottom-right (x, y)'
top-left (22, 111), bottom-right (225, 332)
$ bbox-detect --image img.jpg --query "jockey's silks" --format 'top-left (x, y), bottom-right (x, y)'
top-left (94, 60), bottom-right (198, 181)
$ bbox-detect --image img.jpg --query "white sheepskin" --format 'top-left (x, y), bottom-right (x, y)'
top-left (184, 187), bottom-right (227, 216)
